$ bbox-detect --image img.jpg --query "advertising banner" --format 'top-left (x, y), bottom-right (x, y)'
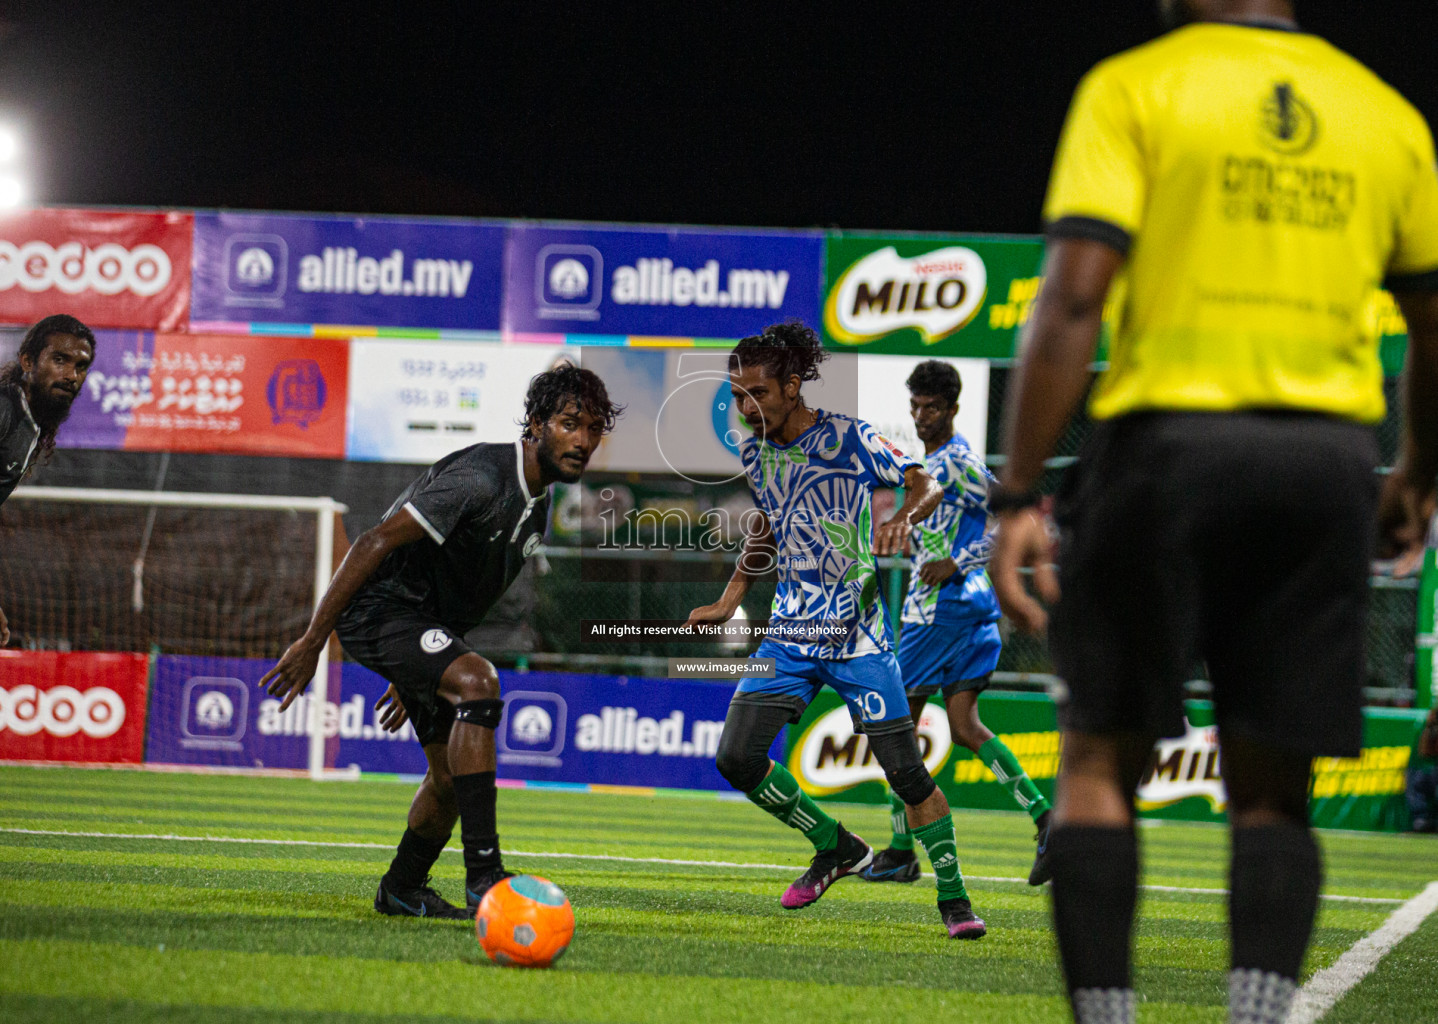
top-left (822, 233), bottom-right (1043, 358)
top-left (191, 212), bottom-right (505, 332)
top-left (0, 209), bottom-right (192, 331)
top-left (581, 347), bottom-right (988, 474)
top-left (784, 690), bottom-right (1426, 832)
top-left (62, 331), bottom-right (348, 457)
top-left (493, 670), bottom-right (756, 791)
top-left (146, 656), bottom-right (392, 772)
top-left (345, 338), bottom-right (575, 462)
top-left (503, 224), bottom-right (823, 341)
top-left (147, 656), bottom-right (756, 788)
top-left (0, 651), bottom-right (149, 764)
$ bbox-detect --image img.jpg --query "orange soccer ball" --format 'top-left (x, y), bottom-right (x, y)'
top-left (475, 875), bottom-right (575, 968)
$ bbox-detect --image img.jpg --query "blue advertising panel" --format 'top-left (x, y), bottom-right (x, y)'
top-left (146, 657), bottom-right (764, 790)
top-left (494, 670), bottom-right (766, 791)
top-left (191, 212), bottom-right (505, 331)
top-left (502, 223), bottom-right (824, 339)
top-left (145, 656), bottom-right (424, 772)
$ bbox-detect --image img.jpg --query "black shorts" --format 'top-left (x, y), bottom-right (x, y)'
top-left (336, 601), bottom-right (473, 746)
top-left (1050, 411), bottom-right (1378, 758)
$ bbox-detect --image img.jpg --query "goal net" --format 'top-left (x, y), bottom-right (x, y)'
top-left (0, 486), bottom-right (346, 777)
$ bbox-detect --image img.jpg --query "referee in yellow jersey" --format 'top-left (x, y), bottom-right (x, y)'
top-left (990, 3), bottom-right (1438, 1023)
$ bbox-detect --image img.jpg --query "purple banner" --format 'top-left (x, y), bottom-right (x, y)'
top-left (59, 329), bottom-right (153, 450)
top-left (503, 223), bottom-right (823, 339)
top-left (145, 656), bottom-right (762, 789)
top-left (191, 211), bottom-right (505, 330)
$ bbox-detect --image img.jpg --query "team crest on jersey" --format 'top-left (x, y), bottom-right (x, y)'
top-left (1259, 81), bottom-right (1318, 156)
top-left (420, 629), bottom-right (452, 654)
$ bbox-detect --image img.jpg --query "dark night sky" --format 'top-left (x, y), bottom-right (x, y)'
top-left (1, 2), bottom-right (1436, 235)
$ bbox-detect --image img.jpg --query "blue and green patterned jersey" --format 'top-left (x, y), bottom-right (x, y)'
top-left (741, 410), bottom-right (918, 659)
top-left (901, 433), bottom-right (1002, 627)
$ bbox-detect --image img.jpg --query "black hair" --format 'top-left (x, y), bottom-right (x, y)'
top-left (520, 362), bottom-right (623, 439)
top-left (905, 359), bottom-right (961, 407)
top-left (0, 314), bottom-right (97, 473)
top-left (727, 319), bottom-right (829, 384)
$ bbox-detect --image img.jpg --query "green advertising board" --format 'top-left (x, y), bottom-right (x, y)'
top-left (820, 230), bottom-right (1415, 366)
top-left (821, 232), bottom-right (1044, 358)
top-left (783, 689), bottom-right (1426, 832)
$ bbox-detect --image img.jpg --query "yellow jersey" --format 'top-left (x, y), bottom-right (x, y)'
top-left (1043, 22), bottom-right (1438, 422)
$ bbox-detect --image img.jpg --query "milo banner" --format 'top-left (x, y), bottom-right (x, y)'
top-left (783, 690), bottom-right (1428, 832)
top-left (822, 233), bottom-right (1043, 358)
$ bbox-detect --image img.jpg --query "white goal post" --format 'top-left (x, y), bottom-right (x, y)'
top-left (6, 486), bottom-right (348, 779)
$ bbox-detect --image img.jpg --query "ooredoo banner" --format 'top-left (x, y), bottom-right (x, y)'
top-left (62, 331), bottom-right (349, 458)
top-left (191, 211), bottom-right (506, 331)
top-left (0, 650), bottom-right (149, 764)
top-left (0, 208), bottom-right (192, 331)
top-left (503, 223), bottom-right (823, 340)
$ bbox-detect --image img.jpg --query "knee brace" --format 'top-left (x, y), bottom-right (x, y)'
top-left (715, 700), bottom-right (794, 792)
top-left (867, 726), bottom-right (938, 806)
top-left (453, 698), bottom-right (504, 730)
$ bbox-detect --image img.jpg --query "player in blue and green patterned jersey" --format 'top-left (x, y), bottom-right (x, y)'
top-left (860, 360), bottom-right (1054, 888)
top-left (685, 323), bottom-right (986, 939)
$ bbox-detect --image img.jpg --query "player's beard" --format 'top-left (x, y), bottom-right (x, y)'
top-left (27, 383), bottom-right (77, 433)
top-left (536, 430), bottom-right (587, 483)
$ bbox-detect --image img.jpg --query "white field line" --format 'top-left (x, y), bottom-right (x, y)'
top-left (0, 827), bottom-right (1404, 904)
top-left (1285, 879), bottom-right (1438, 1024)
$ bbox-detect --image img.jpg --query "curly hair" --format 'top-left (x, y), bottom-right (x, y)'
top-left (727, 319), bottom-right (829, 383)
top-left (905, 359), bottom-right (961, 407)
top-left (520, 363), bottom-right (623, 439)
top-left (0, 314), bottom-right (97, 472)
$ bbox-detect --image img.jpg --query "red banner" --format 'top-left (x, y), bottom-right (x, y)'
top-left (0, 209), bottom-right (192, 330)
top-left (0, 651), bottom-right (150, 764)
top-left (107, 333), bottom-right (349, 457)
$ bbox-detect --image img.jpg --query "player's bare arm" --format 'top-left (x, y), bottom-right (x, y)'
top-left (874, 465), bottom-right (941, 556)
top-left (684, 510), bottom-right (776, 627)
top-left (0, 604), bottom-right (8, 647)
top-left (917, 557), bottom-right (958, 587)
top-left (992, 236), bottom-right (1123, 633)
top-left (1382, 288), bottom-right (1438, 561)
top-left (260, 507), bottom-right (430, 709)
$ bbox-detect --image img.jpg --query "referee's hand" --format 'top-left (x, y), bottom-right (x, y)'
top-left (991, 508), bottom-right (1059, 635)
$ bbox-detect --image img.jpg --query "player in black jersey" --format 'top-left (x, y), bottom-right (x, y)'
top-left (0, 314), bottom-right (96, 646)
top-left (261, 364), bottom-right (620, 919)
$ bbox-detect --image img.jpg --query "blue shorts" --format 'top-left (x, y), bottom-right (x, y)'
top-left (897, 619), bottom-right (1002, 699)
top-left (732, 639), bottom-right (912, 731)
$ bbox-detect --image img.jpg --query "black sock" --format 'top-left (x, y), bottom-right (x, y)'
top-left (1230, 823), bottom-right (1322, 980)
top-left (1050, 825), bottom-right (1140, 1000)
top-left (382, 827), bottom-right (450, 890)
top-left (453, 770), bottom-right (501, 884)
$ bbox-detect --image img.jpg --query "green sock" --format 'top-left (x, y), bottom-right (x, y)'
top-left (747, 762), bottom-right (840, 852)
top-left (912, 813), bottom-right (968, 902)
top-left (978, 736), bottom-right (1052, 822)
top-left (887, 790), bottom-right (914, 851)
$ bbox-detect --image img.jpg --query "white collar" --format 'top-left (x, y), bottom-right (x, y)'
top-left (515, 439), bottom-right (534, 503)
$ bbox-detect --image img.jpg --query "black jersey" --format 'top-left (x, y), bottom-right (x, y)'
top-left (341, 440), bottom-right (551, 635)
top-left (0, 384), bottom-right (41, 506)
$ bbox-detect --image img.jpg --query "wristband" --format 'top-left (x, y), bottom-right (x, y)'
top-left (987, 487), bottom-right (1042, 514)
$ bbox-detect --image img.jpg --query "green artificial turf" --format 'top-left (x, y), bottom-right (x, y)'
top-left (0, 766), bottom-right (1433, 1023)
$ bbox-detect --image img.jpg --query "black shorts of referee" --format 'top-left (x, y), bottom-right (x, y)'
top-left (1049, 409), bottom-right (1378, 758)
top-left (336, 598), bottom-right (476, 746)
